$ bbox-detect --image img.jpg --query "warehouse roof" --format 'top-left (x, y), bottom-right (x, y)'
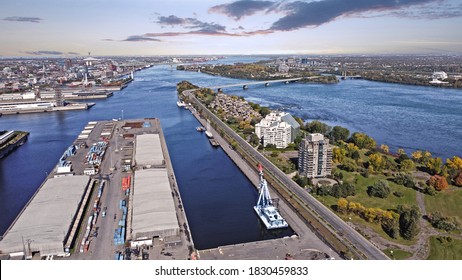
top-left (131, 169), bottom-right (179, 239)
top-left (0, 176), bottom-right (89, 256)
top-left (134, 134), bottom-right (164, 167)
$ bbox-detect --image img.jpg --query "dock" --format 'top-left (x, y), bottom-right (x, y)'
top-left (0, 130), bottom-right (29, 159)
top-left (0, 118), bottom-right (193, 260)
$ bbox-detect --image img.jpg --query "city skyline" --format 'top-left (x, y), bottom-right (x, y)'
top-left (1, 0), bottom-right (462, 56)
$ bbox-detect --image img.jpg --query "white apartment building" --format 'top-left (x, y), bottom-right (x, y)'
top-left (255, 112), bottom-right (293, 148)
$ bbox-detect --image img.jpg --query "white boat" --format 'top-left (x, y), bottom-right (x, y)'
top-left (254, 164), bottom-right (288, 229)
top-left (177, 100), bottom-right (186, 107)
top-left (205, 131), bottom-right (213, 138)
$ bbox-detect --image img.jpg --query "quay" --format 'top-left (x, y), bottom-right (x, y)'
top-left (0, 130), bottom-right (29, 159)
top-left (0, 118), bottom-right (193, 260)
top-left (0, 100), bottom-right (94, 115)
top-left (187, 101), bottom-right (340, 260)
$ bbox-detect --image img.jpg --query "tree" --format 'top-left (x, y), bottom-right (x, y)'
top-left (397, 148), bottom-right (406, 156)
top-left (369, 153), bottom-right (386, 172)
top-left (333, 147), bottom-right (347, 163)
top-left (305, 120), bottom-right (330, 134)
top-left (337, 198), bottom-right (348, 214)
top-left (393, 173), bottom-right (415, 188)
top-left (345, 143), bottom-right (359, 158)
top-left (427, 175), bottom-right (449, 191)
top-left (411, 150), bottom-right (423, 162)
top-left (331, 183), bottom-right (356, 198)
top-left (400, 159), bottom-right (415, 172)
top-left (380, 144), bottom-right (390, 154)
top-left (330, 126), bottom-right (350, 143)
top-left (397, 205), bottom-right (420, 240)
top-left (446, 156), bottom-right (462, 171)
top-left (249, 134), bottom-right (260, 146)
top-left (367, 180), bottom-right (391, 198)
top-left (454, 172), bottom-right (462, 187)
top-left (382, 213), bottom-right (400, 239)
top-left (349, 132), bottom-right (376, 149)
top-left (339, 158), bottom-right (357, 172)
top-left (426, 157), bottom-right (443, 175)
top-left (259, 107), bottom-right (271, 117)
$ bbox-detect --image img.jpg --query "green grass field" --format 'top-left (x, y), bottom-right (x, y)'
top-left (427, 236), bottom-right (462, 260)
top-left (339, 171), bottom-right (417, 210)
top-left (383, 248), bottom-right (413, 260)
top-left (424, 188), bottom-right (462, 219)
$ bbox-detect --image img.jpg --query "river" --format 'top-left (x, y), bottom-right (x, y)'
top-left (1, 58), bottom-right (461, 249)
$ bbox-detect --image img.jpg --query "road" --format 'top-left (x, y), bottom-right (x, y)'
top-left (184, 89), bottom-right (389, 260)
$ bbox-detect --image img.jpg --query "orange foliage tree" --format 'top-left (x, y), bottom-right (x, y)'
top-left (427, 175), bottom-right (449, 191)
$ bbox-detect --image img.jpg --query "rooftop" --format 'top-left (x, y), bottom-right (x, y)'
top-left (0, 176), bottom-right (90, 256)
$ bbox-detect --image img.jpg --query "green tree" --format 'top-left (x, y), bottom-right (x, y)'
top-left (397, 205), bottom-right (420, 240)
top-left (305, 120), bottom-right (330, 134)
top-left (367, 180), bottom-right (391, 198)
top-left (329, 126), bottom-right (350, 143)
top-left (249, 134), bottom-right (260, 146)
top-left (258, 107), bottom-right (271, 117)
top-left (393, 173), bottom-right (415, 188)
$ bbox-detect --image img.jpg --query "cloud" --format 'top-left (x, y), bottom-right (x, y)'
top-left (209, 0), bottom-right (276, 20)
top-left (24, 51), bottom-right (64, 56)
top-left (271, 0), bottom-right (439, 31)
top-left (122, 35), bottom-right (161, 42)
top-left (386, 2), bottom-right (462, 20)
top-left (3, 16), bottom-right (42, 23)
top-left (157, 15), bottom-right (227, 33)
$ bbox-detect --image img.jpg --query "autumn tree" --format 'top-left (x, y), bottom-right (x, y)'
top-left (426, 157), bottom-right (443, 175)
top-left (411, 150), bottom-right (422, 162)
top-left (400, 159), bottom-right (415, 172)
top-left (454, 172), bottom-right (462, 187)
top-left (427, 175), bottom-right (449, 191)
top-left (337, 198), bottom-right (348, 214)
top-left (333, 147), bottom-right (347, 163)
top-left (380, 144), bottom-right (390, 154)
top-left (349, 132), bottom-right (377, 149)
top-left (368, 153), bottom-right (387, 172)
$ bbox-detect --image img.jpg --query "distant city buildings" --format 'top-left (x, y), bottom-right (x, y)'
top-left (298, 133), bottom-right (332, 178)
top-left (255, 111), bottom-right (299, 149)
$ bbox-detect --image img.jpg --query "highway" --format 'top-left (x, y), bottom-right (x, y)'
top-left (184, 89), bottom-right (389, 260)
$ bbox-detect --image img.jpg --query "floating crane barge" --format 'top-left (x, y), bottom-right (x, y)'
top-left (253, 164), bottom-right (288, 229)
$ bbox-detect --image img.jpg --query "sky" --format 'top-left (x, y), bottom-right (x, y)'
top-left (1, 0), bottom-right (462, 56)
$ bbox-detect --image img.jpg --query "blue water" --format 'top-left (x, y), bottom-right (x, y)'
top-left (1, 58), bottom-right (461, 249)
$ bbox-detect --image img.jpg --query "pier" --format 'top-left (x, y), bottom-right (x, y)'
top-left (0, 119), bottom-right (193, 260)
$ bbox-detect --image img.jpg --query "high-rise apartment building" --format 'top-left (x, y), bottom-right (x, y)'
top-left (298, 133), bottom-right (332, 178)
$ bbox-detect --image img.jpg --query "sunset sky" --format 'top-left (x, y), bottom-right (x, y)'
top-left (1, 0), bottom-right (461, 56)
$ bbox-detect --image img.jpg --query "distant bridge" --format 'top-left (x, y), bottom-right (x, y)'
top-left (208, 77), bottom-right (322, 91)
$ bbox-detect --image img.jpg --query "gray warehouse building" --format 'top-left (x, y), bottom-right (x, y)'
top-left (131, 168), bottom-right (180, 245)
top-left (134, 134), bottom-right (164, 167)
top-left (0, 176), bottom-right (90, 258)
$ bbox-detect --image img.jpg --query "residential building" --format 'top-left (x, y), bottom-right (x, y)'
top-left (298, 133), bottom-right (332, 178)
top-left (255, 111), bottom-right (295, 148)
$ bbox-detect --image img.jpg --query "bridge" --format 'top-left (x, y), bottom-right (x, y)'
top-left (209, 77), bottom-right (322, 92)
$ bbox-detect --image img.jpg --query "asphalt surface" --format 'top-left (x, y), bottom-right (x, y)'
top-left (184, 89), bottom-right (389, 260)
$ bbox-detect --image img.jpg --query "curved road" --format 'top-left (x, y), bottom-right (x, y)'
top-left (184, 89), bottom-right (389, 260)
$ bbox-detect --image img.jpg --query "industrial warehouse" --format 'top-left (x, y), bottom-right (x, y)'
top-left (0, 119), bottom-right (193, 260)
